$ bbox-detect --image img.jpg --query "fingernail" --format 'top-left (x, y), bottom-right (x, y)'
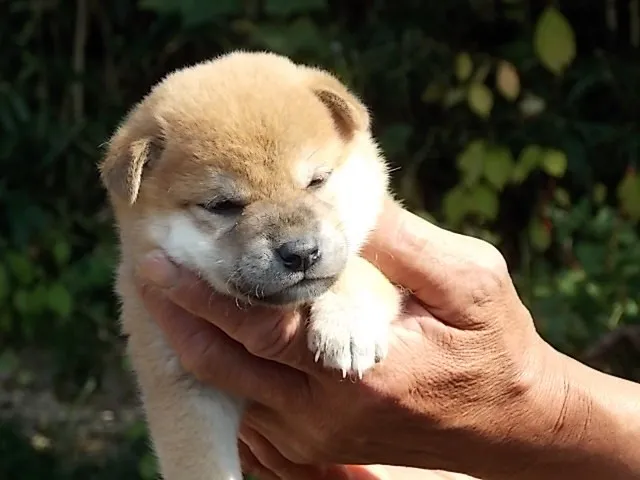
top-left (136, 251), bottom-right (180, 288)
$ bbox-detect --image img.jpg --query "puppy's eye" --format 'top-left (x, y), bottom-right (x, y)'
top-left (307, 172), bottom-right (331, 189)
top-left (198, 199), bottom-right (244, 215)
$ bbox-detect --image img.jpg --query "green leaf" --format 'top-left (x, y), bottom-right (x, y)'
top-left (265, 0), bottom-right (327, 15)
top-left (138, 452), bottom-right (158, 480)
top-left (456, 139), bottom-right (486, 186)
top-left (593, 183), bottom-right (607, 205)
top-left (6, 252), bottom-right (35, 285)
top-left (0, 265), bottom-right (7, 303)
top-left (512, 145), bottom-right (543, 184)
top-left (443, 186), bottom-right (469, 227)
top-left (529, 218), bottom-right (551, 252)
top-left (455, 52), bottom-right (473, 82)
top-left (495, 61), bottom-right (520, 101)
top-left (467, 83), bottom-right (493, 119)
top-left (467, 185), bottom-right (499, 220)
top-left (541, 149), bottom-right (568, 177)
top-left (421, 82), bottom-right (447, 103)
top-left (553, 188), bottom-right (571, 208)
top-left (483, 145), bottom-right (514, 191)
top-left (533, 6), bottom-right (576, 75)
top-left (47, 283), bottom-right (73, 318)
top-left (52, 240), bottom-right (71, 266)
top-left (617, 172), bottom-right (640, 220)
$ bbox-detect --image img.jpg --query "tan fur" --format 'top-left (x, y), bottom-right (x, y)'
top-left (99, 50), bottom-right (401, 480)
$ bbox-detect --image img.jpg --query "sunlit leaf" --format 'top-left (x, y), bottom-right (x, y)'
top-left (541, 149), bottom-right (568, 178)
top-left (455, 52), bottom-right (473, 82)
top-left (467, 184), bottom-right (499, 220)
top-left (483, 144), bottom-right (514, 191)
top-left (512, 144), bottom-right (543, 184)
top-left (495, 61), bottom-right (520, 101)
top-left (533, 6), bottom-right (576, 75)
top-left (467, 83), bottom-right (493, 119)
top-left (617, 171), bottom-right (640, 219)
top-left (443, 186), bottom-right (469, 226)
top-left (519, 92), bottom-right (546, 117)
top-left (457, 139), bottom-right (486, 186)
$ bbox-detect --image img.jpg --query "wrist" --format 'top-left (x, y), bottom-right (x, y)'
top-left (483, 338), bottom-right (640, 479)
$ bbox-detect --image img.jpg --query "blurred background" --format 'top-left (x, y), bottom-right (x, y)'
top-left (1, 0), bottom-right (639, 478)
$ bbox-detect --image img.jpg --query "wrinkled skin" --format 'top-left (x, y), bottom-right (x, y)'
top-left (134, 199), bottom-right (565, 480)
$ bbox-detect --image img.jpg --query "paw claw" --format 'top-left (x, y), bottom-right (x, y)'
top-left (307, 293), bottom-right (391, 381)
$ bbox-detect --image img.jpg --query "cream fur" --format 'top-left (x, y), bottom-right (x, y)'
top-left (99, 50), bottom-right (401, 480)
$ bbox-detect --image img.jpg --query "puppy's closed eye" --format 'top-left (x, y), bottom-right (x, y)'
top-left (197, 199), bottom-right (245, 215)
top-left (307, 171), bottom-right (331, 190)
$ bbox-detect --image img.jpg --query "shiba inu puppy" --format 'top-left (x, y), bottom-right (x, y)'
top-left (99, 51), bottom-right (401, 480)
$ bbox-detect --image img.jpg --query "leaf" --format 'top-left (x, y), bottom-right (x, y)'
top-left (6, 252), bottom-right (35, 285)
top-left (495, 61), bottom-right (520, 101)
top-left (443, 186), bottom-right (469, 227)
top-left (529, 218), bottom-right (551, 252)
top-left (512, 144), bottom-right (543, 184)
top-left (138, 452), bottom-right (158, 480)
top-left (455, 52), bottom-right (473, 82)
top-left (519, 92), bottom-right (546, 118)
top-left (483, 144), bottom-right (514, 191)
top-left (467, 83), bottom-right (493, 119)
top-left (421, 82), bottom-right (447, 103)
top-left (541, 149), bottom-right (568, 178)
top-left (456, 139), bottom-right (486, 186)
top-left (265, 0), bottom-right (327, 16)
top-left (47, 283), bottom-right (73, 318)
top-left (617, 172), bottom-right (640, 220)
top-left (443, 87), bottom-right (466, 108)
top-left (533, 6), bottom-right (576, 75)
top-left (593, 183), bottom-right (607, 205)
top-left (0, 265), bottom-right (7, 303)
top-left (467, 185), bottom-right (499, 220)
top-left (553, 188), bottom-right (571, 208)
top-left (52, 240), bottom-right (71, 266)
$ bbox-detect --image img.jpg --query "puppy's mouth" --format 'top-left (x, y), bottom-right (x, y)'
top-left (236, 276), bottom-right (337, 306)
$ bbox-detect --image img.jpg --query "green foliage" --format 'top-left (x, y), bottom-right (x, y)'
top-left (2, 0), bottom-right (639, 477)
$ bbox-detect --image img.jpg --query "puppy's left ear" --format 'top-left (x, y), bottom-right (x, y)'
top-left (302, 67), bottom-right (370, 140)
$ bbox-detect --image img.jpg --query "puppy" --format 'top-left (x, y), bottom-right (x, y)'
top-left (99, 51), bottom-right (401, 480)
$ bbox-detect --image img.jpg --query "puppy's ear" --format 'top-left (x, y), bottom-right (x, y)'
top-left (99, 112), bottom-right (164, 205)
top-left (302, 67), bottom-right (370, 140)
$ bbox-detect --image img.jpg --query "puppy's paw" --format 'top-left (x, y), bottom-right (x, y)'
top-left (307, 290), bottom-right (392, 379)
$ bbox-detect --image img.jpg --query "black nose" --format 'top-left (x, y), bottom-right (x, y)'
top-left (276, 237), bottom-right (321, 272)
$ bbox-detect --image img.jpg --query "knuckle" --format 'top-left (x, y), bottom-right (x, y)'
top-left (468, 240), bottom-right (509, 287)
top-left (243, 314), bottom-right (297, 360)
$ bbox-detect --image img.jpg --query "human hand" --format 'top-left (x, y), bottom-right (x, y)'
top-left (135, 199), bottom-right (567, 479)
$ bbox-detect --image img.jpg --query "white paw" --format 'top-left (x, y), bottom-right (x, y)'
top-left (307, 291), bottom-right (391, 379)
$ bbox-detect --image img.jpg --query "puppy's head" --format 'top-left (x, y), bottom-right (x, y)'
top-left (100, 51), bottom-right (389, 306)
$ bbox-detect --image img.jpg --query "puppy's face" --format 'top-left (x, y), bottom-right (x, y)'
top-left (101, 52), bottom-right (389, 306)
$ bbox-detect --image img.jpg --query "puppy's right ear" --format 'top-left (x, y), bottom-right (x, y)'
top-left (99, 116), bottom-right (163, 205)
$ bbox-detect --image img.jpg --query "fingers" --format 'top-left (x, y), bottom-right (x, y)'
top-left (138, 281), bottom-right (310, 411)
top-left (239, 426), bottom-right (350, 480)
top-left (362, 198), bottom-right (510, 314)
top-left (136, 251), bottom-right (313, 369)
top-left (239, 440), bottom-right (280, 480)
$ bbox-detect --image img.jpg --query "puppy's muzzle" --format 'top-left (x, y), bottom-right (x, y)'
top-left (229, 201), bottom-right (348, 305)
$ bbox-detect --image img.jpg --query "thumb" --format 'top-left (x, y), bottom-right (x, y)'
top-left (361, 199), bottom-right (506, 312)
